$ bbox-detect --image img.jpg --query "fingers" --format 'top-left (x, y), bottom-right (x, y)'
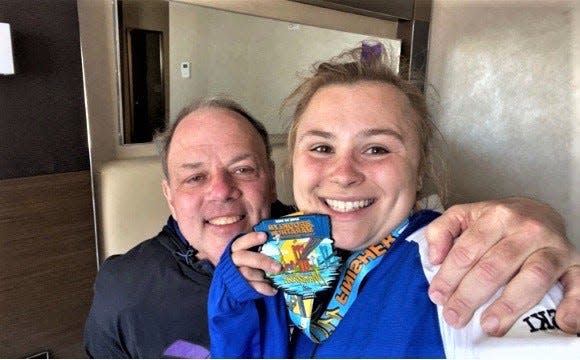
top-left (231, 231), bottom-right (267, 253)
top-left (230, 232), bottom-right (282, 296)
top-left (428, 202), bottom-right (513, 308)
top-left (231, 232), bottom-right (282, 273)
top-left (238, 266), bottom-right (279, 296)
top-left (555, 264), bottom-right (580, 334)
top-left (425, 203), bottom-right (474, 265)
top-left (478, 247), bottom-right (566, 336)
top-left (432, 232), bottom-right (531, 329)
top-left (427, 197), bottom-right (577, 336)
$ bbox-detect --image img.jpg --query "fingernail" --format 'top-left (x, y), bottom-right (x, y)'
top-left (270, 262), bottom-right (282, 273)
top-left (444, 309), bottom-right (459, 328)
top-left (561, 314), bottom-right (577, 331)
top-left (429, 248), bottom-right (438, 263)
top-left (429, 290), bottom-right (445, 305)
top-left (482, 316), bottom-right (499, 335)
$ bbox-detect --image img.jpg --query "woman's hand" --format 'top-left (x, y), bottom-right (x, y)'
top-left (426, 197), bottom-right (580, 336)
top-left (230, 232), bottom-right (283, 296)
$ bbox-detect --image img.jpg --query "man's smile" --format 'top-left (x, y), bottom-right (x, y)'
top-left (206, 215), bottom-right (245, 225)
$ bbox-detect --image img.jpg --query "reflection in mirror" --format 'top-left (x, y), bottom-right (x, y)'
top-left (116, 0), bottom-right (169, 144)
top-left (115, 0), bottom-right (400, 145)
top-left (125, 29), bottom-right (166, 143)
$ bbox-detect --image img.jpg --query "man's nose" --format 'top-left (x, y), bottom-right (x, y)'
top-left (206, 171), bottom-right (241, 201)
top-left (328, 153), bottom-right (364, 187)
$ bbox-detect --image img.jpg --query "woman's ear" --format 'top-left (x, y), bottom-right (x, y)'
top-left (269, 159), bottom-right (278, 203)
top-left (416, 173), bottom-right (424, 192)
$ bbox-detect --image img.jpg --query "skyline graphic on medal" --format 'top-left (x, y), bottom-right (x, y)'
top-left (254, 213), bottom-right (341, 296)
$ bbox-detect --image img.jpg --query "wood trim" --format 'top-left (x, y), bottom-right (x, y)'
top-left (0, 171), bottom-right (97, 358)
top-left (397, 18), bottom-right (430, 88)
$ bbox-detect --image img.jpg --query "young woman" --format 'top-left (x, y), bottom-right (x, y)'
top-left (208, 43), bottom-right (578, 358)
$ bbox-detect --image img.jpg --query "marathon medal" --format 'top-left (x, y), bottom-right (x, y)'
top-left (256, 213), bottom-right (411, 343)
top-left (254, 213), bottom-right (341, 296)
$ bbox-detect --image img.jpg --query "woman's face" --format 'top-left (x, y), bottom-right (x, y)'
top-left (292, 81), bottom-right (422, 251)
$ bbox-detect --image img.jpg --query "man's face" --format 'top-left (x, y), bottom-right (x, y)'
top-left (162, 108), bottom-right (276, 265)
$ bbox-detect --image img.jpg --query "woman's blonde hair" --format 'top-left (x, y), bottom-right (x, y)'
top-left (284, 42), bottom-right (447, 202)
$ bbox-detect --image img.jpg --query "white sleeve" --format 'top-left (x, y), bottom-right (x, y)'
top-left (408, 228), bottom-right (580, 359)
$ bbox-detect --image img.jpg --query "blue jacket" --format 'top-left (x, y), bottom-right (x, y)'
top-left (209, 209), bottom-right (577, 358)
top-left (208, 210), bottom-right (445, 358)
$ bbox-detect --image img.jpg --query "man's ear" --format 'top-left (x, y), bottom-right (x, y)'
top-left (162, 179), bottom-right (177, 219)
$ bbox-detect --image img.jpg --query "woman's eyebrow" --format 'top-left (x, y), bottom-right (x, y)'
top-left (360, 128), bottom-right (403, 142)
top-left (297, 130), bottom-right (334, 143)
top-left (297, 128), bottom-right (404, 143)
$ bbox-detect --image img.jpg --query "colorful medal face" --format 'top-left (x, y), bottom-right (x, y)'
top-left (253, 214), bottom-right (342, 296)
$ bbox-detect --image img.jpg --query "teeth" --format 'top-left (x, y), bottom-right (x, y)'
top-left (208, 216), bottom-right (243, 225)
top-left (325, 199), bottom-right (374, 213)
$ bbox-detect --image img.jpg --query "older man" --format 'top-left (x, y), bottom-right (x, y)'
top-left (84, 98), bottom-right (579, 358)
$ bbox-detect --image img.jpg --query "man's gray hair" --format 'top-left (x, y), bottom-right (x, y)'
top-left (154, 97), bottom-right (272, 179)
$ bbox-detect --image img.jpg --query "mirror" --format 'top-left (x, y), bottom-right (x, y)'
top-left (115, 0), bottom-right (401, 145)
top-left (124, 29), bottom-right (166, 143)
top-left (116, 0), bottom-right (169, 144)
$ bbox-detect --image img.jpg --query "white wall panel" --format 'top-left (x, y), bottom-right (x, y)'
top-left (428, 0), bottom-right (579, 248)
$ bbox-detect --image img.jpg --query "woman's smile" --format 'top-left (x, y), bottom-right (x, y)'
top-left (323, 198), bottom-right (376, 213)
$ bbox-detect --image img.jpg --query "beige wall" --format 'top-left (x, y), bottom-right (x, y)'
top-left (78, 0), bottom-right (398, 167)
top-left (77, 0), bottom-right (398, 245)
top-left (79, 0), bottom-right (579, 248)
top-left (427, 0), bottom-right (579, 248)
top-left (573, 0), bottom-right (580, 249)
top-left (169, 2), bottom-right (400, 133)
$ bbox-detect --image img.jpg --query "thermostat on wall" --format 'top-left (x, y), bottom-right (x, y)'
top-left (180, 61), bottom-right (190, 78)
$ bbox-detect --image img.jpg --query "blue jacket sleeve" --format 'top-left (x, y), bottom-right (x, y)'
top-left (208, 240), bottom-right (289, 358)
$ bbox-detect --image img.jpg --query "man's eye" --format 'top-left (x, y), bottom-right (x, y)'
top-left (310, 145), bottom-right (333, 153)
top-left (365, 146), bottom-right (389, 155)
top-left (187, 174), bottom-right (206, 183)
top-left (234, 167), bottom-right (256, 175)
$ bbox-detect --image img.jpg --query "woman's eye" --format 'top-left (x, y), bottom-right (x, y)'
top-left (310, 145), bottom-right (333, 153)
top-left (365, 146), bottom-right (389, 155)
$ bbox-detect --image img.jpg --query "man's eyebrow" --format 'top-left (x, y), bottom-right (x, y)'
top-left (180, 162), bottom-right (203, 170)
top-left (178, 154), bottom-right (257, 170)
top-left (228, 153), bottom-right (255, 165)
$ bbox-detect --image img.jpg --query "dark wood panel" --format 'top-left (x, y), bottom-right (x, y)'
top-left (0, 0), bottom-right (89, 179)
top-left (0, 171), bottom-right (97, 358)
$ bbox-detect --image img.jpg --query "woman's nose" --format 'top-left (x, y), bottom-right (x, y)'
top-left (328, 154), bottom-right (364, 187)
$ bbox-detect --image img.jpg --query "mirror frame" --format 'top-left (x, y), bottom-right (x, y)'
top-left (111, 0), bottom-right (430, 148)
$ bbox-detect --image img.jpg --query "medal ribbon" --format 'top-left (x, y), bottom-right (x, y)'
top-left (284, 217), bottom-right (410, 343)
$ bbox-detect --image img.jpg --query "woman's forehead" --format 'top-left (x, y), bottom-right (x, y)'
top-left (297, 82), bottom-right (417, 133)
